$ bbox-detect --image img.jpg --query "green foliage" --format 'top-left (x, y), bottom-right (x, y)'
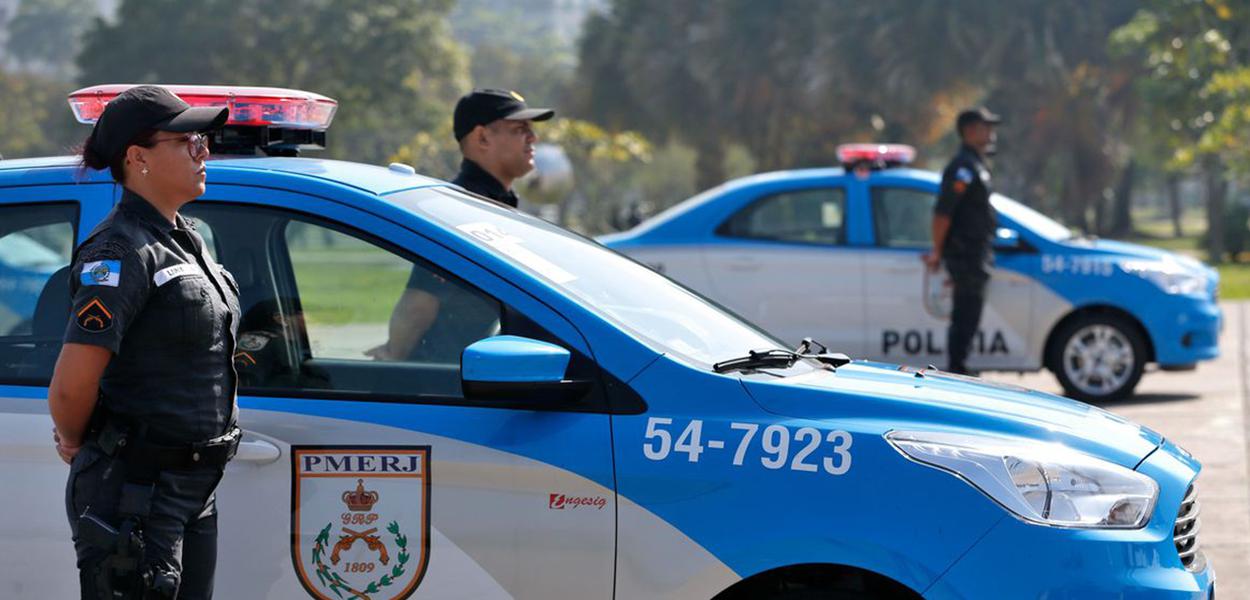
top-left (390, 123), bottom-right (461, 181)
top-left (576, 0), bottom-right (1141, 232)
top-left (4, 0), bottom-right (98, 78)
top-left (1110, 0), bottom-right (1246, 173)
top-left (0, 69), bottom-right (79, 159)
top-left (526, 117), bottom-right (653, 232)
top-left (450, 0), bottom-right (578, 105)
top-left (75, 0), bottom-right (470, 165)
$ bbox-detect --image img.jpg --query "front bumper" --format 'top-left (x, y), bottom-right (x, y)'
top-left (1147, 297), bottom-right (1221, 367)
top-left (924, 444), bottom-right (1213, 599)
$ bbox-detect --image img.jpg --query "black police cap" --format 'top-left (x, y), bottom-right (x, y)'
top-left (453, 89), bottom-right (554, 142)
top-left (956, 106), bottom-right (1002, 133)
top-left (91, 85), bottom-right (229, 162)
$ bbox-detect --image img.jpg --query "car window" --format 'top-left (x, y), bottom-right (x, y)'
top-left (184, 215), bottom-right (219, 262)
top-left (872, 186), bottom-right (935, 248)
top-left (992, 194), bottom-right (1072, 242)
top-left (0, 203), bottom-right (77, 384)
top-left (185, 203), bottom-right (504, 399)
top-left (719, 188), bottom-right (846, 245)
top-left (285, 220), bottom-right (501, 366)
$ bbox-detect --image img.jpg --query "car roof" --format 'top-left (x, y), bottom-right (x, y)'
top-left (602, 165), bottom-right (940, 245)
top-left (0, 155), bottom-right (448, 196)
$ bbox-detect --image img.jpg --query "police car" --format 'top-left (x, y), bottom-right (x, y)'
top-left (0, 88), bottom-right (1213, 598)
top-left (601, 144), bottom-right (1222, 402)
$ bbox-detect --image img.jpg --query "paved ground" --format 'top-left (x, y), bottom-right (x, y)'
top-left (984, 301), bottom-right (1250, 593)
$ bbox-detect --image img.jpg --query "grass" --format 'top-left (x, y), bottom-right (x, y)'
top-left (1216, 263), bottom-right (1250, 299)
top-left (289, 248), bottom-right (409, 325)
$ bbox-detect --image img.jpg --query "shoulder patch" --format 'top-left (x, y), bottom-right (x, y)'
top-left (955, 167), bottom-right (974, 183)
top-left (80, 260), bottom-right (121, 287)
top-left (75, 297), bottom-right (114, 332)
top-left (238, 332), bottom-right (272, 351)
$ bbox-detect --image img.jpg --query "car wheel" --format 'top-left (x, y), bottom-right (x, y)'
top-left (768, 592), bottom-right (873, 600)
top-left (1048, 313), bottom-right (1146, 402)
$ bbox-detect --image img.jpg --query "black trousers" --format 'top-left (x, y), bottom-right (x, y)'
top-left (66, 444), bottom-right (223, 599)
top-left (945, 256), bottom-right (991, 374)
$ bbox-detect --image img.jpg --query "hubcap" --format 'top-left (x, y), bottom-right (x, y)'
top-left (1061, 324), bottom-right (1135, 397)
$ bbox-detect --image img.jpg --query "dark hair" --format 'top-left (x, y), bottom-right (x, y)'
top-left (79, 128), bottom-right (159, 184)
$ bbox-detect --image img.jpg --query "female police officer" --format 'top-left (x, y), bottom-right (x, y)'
top-left (48, 85), bottom-right (241, 599)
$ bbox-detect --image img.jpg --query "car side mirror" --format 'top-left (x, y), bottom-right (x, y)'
top-left (993, 227), bottom-right (1023, 251)
top-left (461, 335), bottom-right (591, 401)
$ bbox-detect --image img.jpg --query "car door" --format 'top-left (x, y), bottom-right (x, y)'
top-left (0, 183), bottom-right (120, 598)
top-left (700, 185), bottom-right (864, 354)
top-left (861, 183), bottom-right (1034, 370)
top-left (185, 191), bottom-right (615, 599)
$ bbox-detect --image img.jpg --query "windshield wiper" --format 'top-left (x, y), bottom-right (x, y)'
top-left (713, 338), bottom-right (851, 374)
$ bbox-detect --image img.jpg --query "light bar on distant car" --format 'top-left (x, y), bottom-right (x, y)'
top-left (68, 85), bottom-right (338, 130)
top-left (836, 143), bottom-right (916, 169)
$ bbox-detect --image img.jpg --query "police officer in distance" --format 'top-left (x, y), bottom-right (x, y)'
top-left (924, 107), bottom-right (1000, 375)
top-left (367, 89), bottom-right (553, 361)
top-left (48, 85), bottom-right (241, 599)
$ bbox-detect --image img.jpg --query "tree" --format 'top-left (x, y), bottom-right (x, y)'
top-left (0, 69), bottom-right (80, 159)
top-left (449, 0), bottom-right (580, 106)
top-left (76, 0), bottom-right (470, 165)
top-left (575, 0), bottom-right (1141, 230)
top-left (1111, 0), bottom-right (1250, 260)
top-left (5, 0), bottom-right (99, 79)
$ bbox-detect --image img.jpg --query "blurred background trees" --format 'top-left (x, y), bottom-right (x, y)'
top-left (1, 0), bottom-right (1248, 255)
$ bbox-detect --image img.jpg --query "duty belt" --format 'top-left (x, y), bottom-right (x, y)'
top-left (93, 418), bottom-right (240, 471)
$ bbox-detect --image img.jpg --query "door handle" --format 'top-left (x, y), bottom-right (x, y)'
top-left (727, 259), bottom-right (761, 272)
top-left (234, 438), bottom-right (281, 464)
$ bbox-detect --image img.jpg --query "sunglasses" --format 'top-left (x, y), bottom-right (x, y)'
top-left (150, 132), bottom-right (210, 158)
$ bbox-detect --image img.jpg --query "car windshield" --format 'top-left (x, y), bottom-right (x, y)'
top-left (391, 187), bottom-right (796, 368)
top-left (991, 194), bottom-right (1072, 242)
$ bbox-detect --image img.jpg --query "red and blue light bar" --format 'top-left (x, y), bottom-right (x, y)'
top-left (836, 143), bottom-right (916, 169)
top-left (68, 84), bottom-right (338, 130)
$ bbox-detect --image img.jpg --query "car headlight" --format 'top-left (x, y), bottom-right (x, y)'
top-left (886, 431), bottom-right (1157, 529)
top-left (1120, 260), bottom-right (1207, 295)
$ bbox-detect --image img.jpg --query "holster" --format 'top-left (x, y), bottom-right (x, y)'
top-left (78, 510), bottom-right (145, 600)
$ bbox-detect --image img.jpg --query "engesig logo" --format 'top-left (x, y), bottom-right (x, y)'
top-left (548, 493), bottom-right (607, 510)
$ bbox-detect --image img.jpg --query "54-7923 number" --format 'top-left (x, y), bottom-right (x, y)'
top-left (642, 417), bottom-right (852, 476)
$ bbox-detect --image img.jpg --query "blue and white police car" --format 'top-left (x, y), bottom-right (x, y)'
top-left (0, 88), bottom-right (1214, 598)
top-left (602, 144), bottom-right (1222, 402)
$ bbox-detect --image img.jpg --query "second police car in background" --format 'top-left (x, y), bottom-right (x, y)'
top-left (0, 88), bottom-right (1214, 598)
top-left (602, 144), bottom-right (1223, 402)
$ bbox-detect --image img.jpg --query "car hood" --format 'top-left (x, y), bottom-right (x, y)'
top-left (741, 361), bottom-right (1164, 468)
top-left (1066, 238), bottom-right (1213, 273)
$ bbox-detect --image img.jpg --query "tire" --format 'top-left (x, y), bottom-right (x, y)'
top-left (1047, 313), bottom-right (1146, 402)
top-left (768, 591), bottom-right (871, 600)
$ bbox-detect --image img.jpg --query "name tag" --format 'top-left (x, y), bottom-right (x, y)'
top-left (153, 264), bottom-right (202, 287)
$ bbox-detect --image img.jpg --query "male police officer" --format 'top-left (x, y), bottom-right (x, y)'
top-left (366, 89), bottom-right (553, 361)
top-left (924, 107), bottom-right (1000, 375)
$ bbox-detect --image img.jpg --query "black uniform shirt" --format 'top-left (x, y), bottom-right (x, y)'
top-left (451, 159), bottom-right (519, 208)
top-left (63, 189), bottom-right (242, 443)
top-left (935, 144), bottom-right (997, 259)
top-left (393, 157), bottom-right (510, 361)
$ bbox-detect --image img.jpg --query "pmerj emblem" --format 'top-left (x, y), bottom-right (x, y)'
top-left (292, 447), bottom-right (430, 600)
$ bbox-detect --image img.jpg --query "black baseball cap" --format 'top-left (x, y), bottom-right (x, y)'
top-left (453, 88), bottom-right (554, 142)
top-left (956, 106), bottom-right (1002, 133)
top-left (90, 85), bottom-right (229, 161)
